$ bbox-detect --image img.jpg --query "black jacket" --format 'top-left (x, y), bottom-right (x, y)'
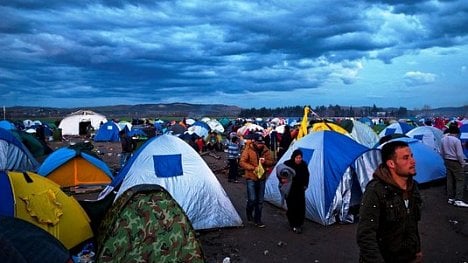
top-left (357, 164), bottom-right (422, 263)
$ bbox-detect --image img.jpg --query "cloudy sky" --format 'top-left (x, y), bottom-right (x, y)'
top-left (1, 0), bottom-right (467, 110)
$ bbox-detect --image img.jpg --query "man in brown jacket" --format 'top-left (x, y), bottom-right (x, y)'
top-left (239, 133), bottom-right (274, 227)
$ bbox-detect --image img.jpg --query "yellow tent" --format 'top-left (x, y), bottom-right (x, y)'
top-left (309, 122), bottom-right (349, 135)
top-left (2, 171), bottom-right (93, 249)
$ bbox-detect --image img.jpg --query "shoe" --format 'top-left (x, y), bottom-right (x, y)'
top-left (255, 222), bottom-right (266, 228)
top-left (453, 200), bottom-right (468, 208)
top-left (247, 214), bottom-right (253, 222)
top-left (292, 227), bottom-right (302, 234)
top-left (448, 199), bottom-right (455, 205)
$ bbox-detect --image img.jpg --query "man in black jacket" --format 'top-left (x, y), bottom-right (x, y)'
top-left (357, 141), bottom-right (423, 263)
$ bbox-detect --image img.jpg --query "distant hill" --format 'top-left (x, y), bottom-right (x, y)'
top-left (3, 103), bottom-right (466, 120)
top-left (4, 103), bottom-right (243, 120)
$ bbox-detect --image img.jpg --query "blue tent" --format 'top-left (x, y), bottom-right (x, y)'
top-left (406, 126), bottom-right (443, 153)
top-left (265, 131), bottom-right (381, 226)
top-left (128, 128), bottom-right (146, 137)
top-left (0, 128), bottom-right (39, 171)
top-left (378, 122), bottom-right (413, 138)
top-left (460, 124), bottom-right (468, 159)
top-left (0, 120), bottom-right (15, 130)
top-left (94, 121), bottom-right (121, 142)
top-left (380, 137), bottom-right (446, 184)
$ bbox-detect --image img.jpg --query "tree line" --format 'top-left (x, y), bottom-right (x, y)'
top-left (238, 104), bottom-right (409, 118)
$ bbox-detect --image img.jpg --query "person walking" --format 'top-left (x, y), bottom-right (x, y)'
top-left (440, 123), bottom-right (468, 207)
top-left (227, 136), bottom-right (241, 183)
top-left (239, 133), bottom-right (274, 228)
top-left (283, 149), bottom-right (309, 233)
top-left (357, 140), bottom-right (423, 263)
top-left (119, 130), bottom-right (135, 168)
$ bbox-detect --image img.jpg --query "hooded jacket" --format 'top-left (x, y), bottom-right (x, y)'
top-left (239, 142), bottom-right (274, 181)
top-left (357, 164), bottom-right (422, 263)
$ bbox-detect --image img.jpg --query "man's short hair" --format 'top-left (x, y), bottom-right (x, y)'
top-left (381, 140), bottom-right (409, 164)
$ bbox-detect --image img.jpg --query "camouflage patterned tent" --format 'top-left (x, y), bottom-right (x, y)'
top-left (96, 184), bottom-right (205, 262)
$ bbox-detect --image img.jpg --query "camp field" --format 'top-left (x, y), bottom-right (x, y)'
top-left (47, 139), bottom-right (468, 263)
top-left (199, 151), bottom-right (468, 263)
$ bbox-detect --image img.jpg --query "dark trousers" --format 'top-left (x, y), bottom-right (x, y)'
top-left (286, 186), bottom-right (306, 228)
top-left (228, 158), bottom-right (238, 181)
top-left (445, 159), bottom-right (464, 200)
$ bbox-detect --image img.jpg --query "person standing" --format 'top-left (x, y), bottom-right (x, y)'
top-left (278, 125), bottom-right (292, 160)
top-left (440, 124), bottom-right (468, 207)
top-left (239, 133), bottom-right (274, 228)
top-left (119, 130), bottom-right (135, 168)
top-left (283, 149), bottom-right (309, 233)
top-left (227, 136), bottom-right (241, 183)
top-left (357, 141), bottom-right (423, 263)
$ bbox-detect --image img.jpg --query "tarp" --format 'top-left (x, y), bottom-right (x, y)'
top-left (265, 131), bottom-right (381, 226)
top-left (309, 121), bottom-right (349, 135)
top-left (187, 121), bottom-right (210, 138)
top-left (205, 119), bottom-right (225, 133)
top-left (0, 128), bottom-right (39, 172)
top-left (0, 171), bottom-right (93, 249)
top-left (37, 147), bottom-right (113, 187)
top-left (11, 130), bottom-right (51, 159)
top-left (101, 134), bottom-right (242, 230)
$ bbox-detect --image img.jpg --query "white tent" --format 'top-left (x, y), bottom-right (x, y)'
top-left (406, 126), bottom-right (443, 153)
top-left (102, 134), bottom-right (242, 230)
top-left (58, 110), bottom-right (107, 136)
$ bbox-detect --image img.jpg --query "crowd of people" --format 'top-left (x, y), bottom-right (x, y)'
top-left (194, 118), bottom-right (466, 262)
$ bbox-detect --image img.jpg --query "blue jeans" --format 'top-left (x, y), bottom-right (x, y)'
top-left (246, 179), bottom-right (266, 224)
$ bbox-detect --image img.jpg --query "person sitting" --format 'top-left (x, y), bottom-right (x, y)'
top-left (205, 131), bottom-right (222, 152)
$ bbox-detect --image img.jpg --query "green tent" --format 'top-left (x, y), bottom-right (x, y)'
top-left (96, 184), bottom-right (205, 262)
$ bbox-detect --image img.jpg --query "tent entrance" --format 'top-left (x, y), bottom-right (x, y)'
top-left (79, 121), bottom-right (91, 136)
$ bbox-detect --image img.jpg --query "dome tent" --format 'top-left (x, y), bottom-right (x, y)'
top-left (0, 170), bottom-right (93, 249)
top-left (265, 131), bottom-right (381, 226)
top-left (100, 134), bottom-right (242, 230)
top-left (0, 128), bottom-right (39, 172)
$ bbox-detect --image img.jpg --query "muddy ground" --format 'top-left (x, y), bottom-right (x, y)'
top-left (49, 139), bottom-right (468, 263)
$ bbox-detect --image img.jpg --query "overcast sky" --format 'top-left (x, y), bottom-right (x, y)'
top-left (1, 0), bottom-right (467, 110)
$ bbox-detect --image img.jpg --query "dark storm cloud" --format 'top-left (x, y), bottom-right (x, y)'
top-left (0, 0), bottom-right (466, 108)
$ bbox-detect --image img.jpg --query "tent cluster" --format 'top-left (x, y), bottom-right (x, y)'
top-left (1, 107), bottom-right (466, 261)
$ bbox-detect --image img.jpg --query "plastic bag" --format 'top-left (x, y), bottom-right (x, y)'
top-left (254, 161), bottom-right (265, 179)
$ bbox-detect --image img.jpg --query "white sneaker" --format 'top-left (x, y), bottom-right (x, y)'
top-left (448, 199), bottom-right (455, 205)
top-left (453, 200), bottom-right (468, 208)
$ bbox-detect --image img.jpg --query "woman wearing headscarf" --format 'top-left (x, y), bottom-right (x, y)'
top-left (284, 149), bottom-right (310, 233)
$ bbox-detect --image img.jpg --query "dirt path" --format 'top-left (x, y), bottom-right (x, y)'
top-left (200, 152), bottom-right (468, 263)
top-left (48, 140), bottom-right (468, 262)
